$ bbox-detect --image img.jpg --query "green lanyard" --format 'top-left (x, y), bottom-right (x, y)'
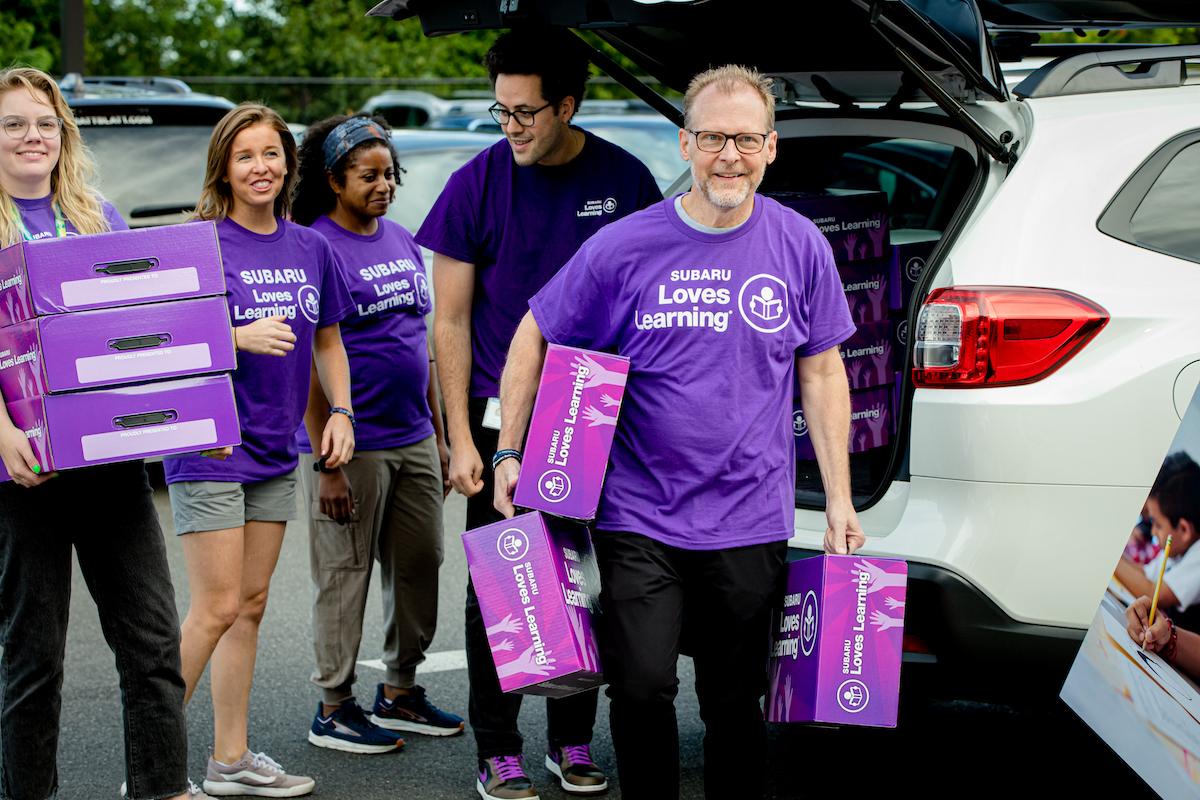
top-left (10, 202), bottom-right (67, 242)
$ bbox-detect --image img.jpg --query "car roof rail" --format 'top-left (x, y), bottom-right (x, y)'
top-left (1013, 45), bottom-right (1200, 99)
top-left (59, 73), bottom-right (193, 95)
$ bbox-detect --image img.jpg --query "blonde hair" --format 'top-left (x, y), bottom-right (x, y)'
top-left (0, 67), bottom-right (109, 247)
top-left (682, 65), bottom-right (776, 132)
top-left (194, 103), bottom-right (297, 222)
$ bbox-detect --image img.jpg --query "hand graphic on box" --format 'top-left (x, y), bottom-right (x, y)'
top-left (486, 613), bottom-right (522, 637)
top-left (496, 645), bottom-right (557, 678)
top-left (582, 406), bottom-right (617, 428)
top-left (870, 610), bottom-right (902, 632)
top-left (572, 354), bottom-right (626, 390)
top-left (884, 596), bottom-right (905, 611)
top-left (491, 638), bottom-right (514, 654)
top-left (853, 560), bottom-right (906, 594)
top-left (600, 393), bottom-right (620, 408)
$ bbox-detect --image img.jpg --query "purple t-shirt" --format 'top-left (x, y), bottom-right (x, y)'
top-left (415, 129), bottom-right (662, 398)
top-left (164, 217), bottom-right (354, 484)
top-left (529, 195), bottom-right (856, 551)
top-left (296, 216), bottom-right (434, 453)
top-left (13, 194), bottom-right (127, 238)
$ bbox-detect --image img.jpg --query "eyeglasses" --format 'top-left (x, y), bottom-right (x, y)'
top-left (0, 116), bottom-right (64, 140)
top-left (488, 102), bottom-right (554, 127)
top-left (688, 129), bottom-right (769, 155)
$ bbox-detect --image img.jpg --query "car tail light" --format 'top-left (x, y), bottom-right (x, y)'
top-left (912, 286), bottom-right (1108, 388)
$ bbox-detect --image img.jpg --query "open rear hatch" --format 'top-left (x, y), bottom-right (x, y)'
top-left (369, 0), bottom-right (1198, 509)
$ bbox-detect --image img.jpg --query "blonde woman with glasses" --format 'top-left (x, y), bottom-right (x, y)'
top-left (0, 66), bottom-right (202, 800)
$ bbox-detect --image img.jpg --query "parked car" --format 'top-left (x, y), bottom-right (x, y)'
top-left (59, 74), bottom-right (234, 227)
top-left (385, 128), bottom-right (502, 235)
top-left (373, 0), bottom-right (1200, 698)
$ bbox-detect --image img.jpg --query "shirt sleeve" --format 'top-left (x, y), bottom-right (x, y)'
top-left (101, 200), bottom-right (129, 232)
top-left (796, 231), bottom-right (856, 357)
top-left (528, 239), bottom-right (617, 351)
top-left (1164, 549), bottom-right (1200, 610)
top-left (414, 163), bottom-right (479, 264)
top-left (316, 235), bottom-right (355, 327)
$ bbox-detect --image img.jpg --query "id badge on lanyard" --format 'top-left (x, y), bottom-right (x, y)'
top-left (11, 203), bottom-right (67, 242)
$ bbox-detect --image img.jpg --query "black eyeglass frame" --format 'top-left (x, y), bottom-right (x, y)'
top-left (488, 102), bottom-right (555, 127)
top-left (686, 129), bottom-right (771, 155)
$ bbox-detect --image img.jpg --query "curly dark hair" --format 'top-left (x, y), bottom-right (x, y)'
top-left (292, 113), bottom-right (401, 226)
top-left (484, 26), bottom-right (590, 115)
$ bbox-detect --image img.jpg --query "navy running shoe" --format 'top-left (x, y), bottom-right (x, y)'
top-left (370, 683), bottom-right (464, 737)
top-left (307, 700), bottom-right (405, 754)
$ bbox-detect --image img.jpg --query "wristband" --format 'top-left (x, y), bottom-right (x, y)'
top-left (329, 406), bottom-right (356, 430)
top-left (492, 449), bottom-right (522, 470)
top-left (1164, 618), bottom-right (1180, 664)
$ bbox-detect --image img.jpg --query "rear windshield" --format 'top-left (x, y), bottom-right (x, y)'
top-left (80, 125), bottom-right (213, 226)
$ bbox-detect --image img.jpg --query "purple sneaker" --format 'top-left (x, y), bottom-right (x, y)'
top-left (545, 744), bottom-right (608, 794)
top-left (477, 755), bottom-right (539, 800)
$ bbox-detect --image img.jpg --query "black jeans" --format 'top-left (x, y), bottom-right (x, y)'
top-left (594, 532), bottom-right (787, 800)
top-left (463, 398), bottom-right (598, 759)
top-left (0, 461), bottom-right (187, 800)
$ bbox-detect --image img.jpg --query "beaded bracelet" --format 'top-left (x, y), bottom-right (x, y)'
top-left (1164, 618), bottom-right (1180, 664)
top-left (492, 449), bottom-right (522, 470)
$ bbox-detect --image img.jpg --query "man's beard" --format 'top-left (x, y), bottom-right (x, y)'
top-left (696, 169), bottom-right (754, 209)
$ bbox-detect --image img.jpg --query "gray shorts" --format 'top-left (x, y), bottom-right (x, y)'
top-left (167, 472), bottom-right (299, 535)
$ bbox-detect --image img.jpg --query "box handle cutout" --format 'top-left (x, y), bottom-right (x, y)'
top-left (108, 333), bottom-right (172, 351)
top-left (113, 409), bottom-right (178, 428)
top-left (94, 257), bottom-right (158, 275)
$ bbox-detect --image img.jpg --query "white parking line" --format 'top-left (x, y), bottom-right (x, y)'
top-left (357, 649), bottom-right (468, 674)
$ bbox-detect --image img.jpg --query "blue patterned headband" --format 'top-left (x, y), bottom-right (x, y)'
top-left (322, 117), bottom-right (389, 170)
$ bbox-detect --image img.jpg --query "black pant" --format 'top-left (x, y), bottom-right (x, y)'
top-left (0, 461), bottom-right (187, 800)
top-left (464, 397), bottom-right (598, 759)
top-left (594, 532), bottom-right (787, 800)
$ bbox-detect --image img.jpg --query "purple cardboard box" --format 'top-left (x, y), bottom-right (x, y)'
top-left (769, 190), bottom-right (889, 263)
top-left (0, 221), bottom-right (225, 325)
top-left (0, 374), bottom-right (240, 482)
top-left (514, 344), bottom-right (629, 521)
top-left (886, 229), bottom-right (939, 312)
top-left (462, 511), bottom-right (603, 697)
top-left (837, 260), bottom-right (889, 325)
top-left (794, 387), bottom-right (892, 461)
top-left (841, 321), bottom-right (894, 390)
top-left (0, 296), bottom-right (235, 401)
top-left (766, 554), bottom-right (907, 728)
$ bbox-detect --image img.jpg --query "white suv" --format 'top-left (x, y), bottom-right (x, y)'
top-left (371, 0), bottom-right (1200, 693)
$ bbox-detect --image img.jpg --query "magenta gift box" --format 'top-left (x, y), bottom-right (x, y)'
top-left (794, 387), bottom-right (892, 461)
top-left (837, 260), bottom-right (889, 325)
top-left (0, 221), bottom-right (225, 325)
top-left (769, 190), bottom-right (889, 263)
top-left (0, 374), bottom-right (240, 482)
top-left (766, 554), bottom-right (907, 728)
top-left (841, 321), bottom-right (894, 390)
top-left (462, 511), bottom-right (602, 697)
top-left (514, 344), bottom-right (629, 521)
top-left (0, 296), bottom-right (235, 401)
top-left (886, 229), bottom-right (938, 312)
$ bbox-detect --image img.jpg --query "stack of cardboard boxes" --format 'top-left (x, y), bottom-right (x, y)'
top-left (462, 344), bottom-right (629, 697)
top-left (0, 222), bottom-right (240, 481)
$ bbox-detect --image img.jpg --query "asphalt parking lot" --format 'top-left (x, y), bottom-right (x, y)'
top-left (49, 478), bottom-right (1154, 799)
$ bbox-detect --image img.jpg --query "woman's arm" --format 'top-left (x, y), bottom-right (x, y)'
top-left (312, 323), bottom-right (355, 469)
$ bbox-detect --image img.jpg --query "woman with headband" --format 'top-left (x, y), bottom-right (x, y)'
top-left (164, 103), bottom-right (356, 797)
top-left (292, 114), bottom-right (463, 754)
top-left (0, 66), bottom-right (204, 800)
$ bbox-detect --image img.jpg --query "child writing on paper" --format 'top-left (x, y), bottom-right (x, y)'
top-left (1126, 596), bottom-right (1200, 681)
top-left (1115, 454), bottom-right (1200, 616)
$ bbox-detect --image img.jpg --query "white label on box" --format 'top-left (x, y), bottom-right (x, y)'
top-left (60, 267), bottom-right (201, 307)
top-left (81, 418), bottom-right (217, 461)
top-left (75, 343), bottom-right (213, 384)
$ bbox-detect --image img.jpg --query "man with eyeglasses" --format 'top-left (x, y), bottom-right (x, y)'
top-left (416, 25), bottom-right (660, 800)
top-left (493, 65), bottom-right (865, 800)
